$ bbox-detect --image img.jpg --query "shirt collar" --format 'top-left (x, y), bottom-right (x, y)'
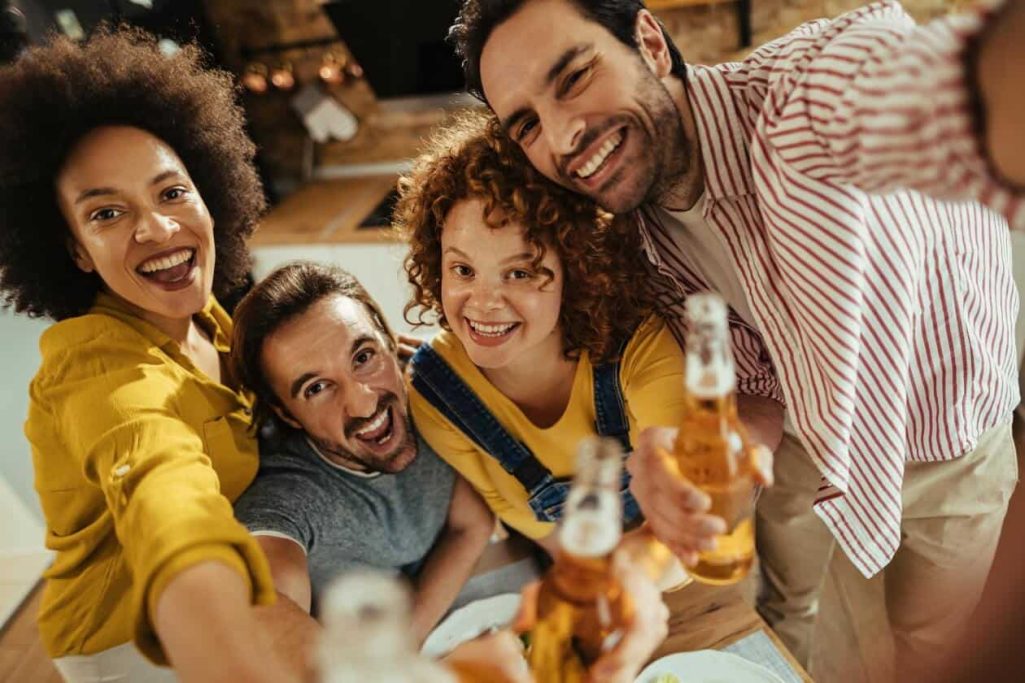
top-left (682, 62), bottom-right (756, 203)
top-left (91, 291), bottom-right (228, 354)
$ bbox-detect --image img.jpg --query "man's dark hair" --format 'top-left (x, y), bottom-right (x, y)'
top-left (450, 0), bottom-right (687, 103)
top-left (0, 26), bottom-right (266, 321)
top-left (229, 262), bottom-right (397, 431)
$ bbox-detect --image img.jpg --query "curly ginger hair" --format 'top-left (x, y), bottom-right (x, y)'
top-left (396, 111), bottom-right (655, 363)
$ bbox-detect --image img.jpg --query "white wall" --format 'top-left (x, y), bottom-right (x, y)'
top-left (252, 242), bottom-right (439, 340)
top-left (0, 309), bottom-right (49, 521)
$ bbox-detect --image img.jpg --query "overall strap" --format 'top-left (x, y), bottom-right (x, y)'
top-left (591, 335), bottom-right (633, 453)
top-left (409, 344), bottom-right (552, 493)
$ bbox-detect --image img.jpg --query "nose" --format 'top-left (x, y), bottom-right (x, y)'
top-left (134, 211), bottom-right (180, 244)
top-left (468, 277), bottom-right (505, 313)
top-left (545, 107), bottom-right (586, 157)
top-left (343, 380), bottom-right (378, 421)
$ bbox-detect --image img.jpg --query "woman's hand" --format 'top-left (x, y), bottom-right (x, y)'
top-left (397, 334), bottom-right (424, 366)
top-left (587, 555), bottom-right (670, 683)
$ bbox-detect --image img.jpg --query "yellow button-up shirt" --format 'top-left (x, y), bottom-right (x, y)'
top-left (25, 293), bottom-right (274, 663)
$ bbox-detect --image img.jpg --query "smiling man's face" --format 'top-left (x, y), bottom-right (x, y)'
top-left (479, 0), bottom-right (690, 213)
top-left (261, 294), bottom-right (417, 474)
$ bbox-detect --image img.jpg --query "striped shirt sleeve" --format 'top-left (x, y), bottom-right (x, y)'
top-left (753, 0), bottom-right (1025, 228)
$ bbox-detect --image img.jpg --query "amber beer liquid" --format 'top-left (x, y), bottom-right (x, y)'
top-left (673, 293), bottom-right (756, 585)
top-left (527, 438), bottom-right (634, 683)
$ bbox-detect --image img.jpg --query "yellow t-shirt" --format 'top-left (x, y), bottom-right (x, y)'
top-left (25, 293), bottom-right (275, 663)
top-left (409, 315), bottom-right (685, 540)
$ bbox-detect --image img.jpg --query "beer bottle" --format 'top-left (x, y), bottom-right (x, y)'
top-left (673, 292), bottom-right (756, 585)
top-left (528, 437), bottom-right (635, 682)
top-left (318, 571), bottom-right (456, 683)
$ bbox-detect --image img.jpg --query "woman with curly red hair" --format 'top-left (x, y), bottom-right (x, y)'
top-left (399, 111), bottom-right (693, 556)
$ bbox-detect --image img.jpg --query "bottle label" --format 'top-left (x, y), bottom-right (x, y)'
top-left (560, 507), bottom-right (621, 557)
top-left (685, 356), bottom-right (736, 398)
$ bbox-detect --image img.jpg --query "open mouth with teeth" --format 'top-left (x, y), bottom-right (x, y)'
top-left (136, 247), bottom-right (198, 289)
top-left (352, 403), bottom-right (398, 450)
top-left (465, 318), bottom-right (521, 347)
top-left (572, 128), bottom-right (626, 184)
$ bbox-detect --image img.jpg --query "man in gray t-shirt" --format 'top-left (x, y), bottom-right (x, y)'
top-left (228, 263), bottom-right (495, 645)
top-left (234, 427), bottom-right (455, 615)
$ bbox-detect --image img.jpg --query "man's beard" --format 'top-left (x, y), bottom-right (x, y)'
top-left (565, 62), bottom-right (690, 214)
top-left (314, 393), bottom-right (418, 474)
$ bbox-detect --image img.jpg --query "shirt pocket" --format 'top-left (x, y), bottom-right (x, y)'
top-left (202, 412), bottom-right (259, 501)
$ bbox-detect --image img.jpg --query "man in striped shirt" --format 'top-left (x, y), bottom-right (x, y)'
top-left (451, 0), bottom-right (1025, 677)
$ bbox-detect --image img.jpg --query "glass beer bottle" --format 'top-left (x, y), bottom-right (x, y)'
top-left (528, 437), bottom-right (635, 683)
top-left (673, 292), bottom-right (756, 585)
top-left (318, 570), bottom-right (456, 683)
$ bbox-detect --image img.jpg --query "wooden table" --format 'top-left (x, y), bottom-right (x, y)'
top-left (654, 580), bottom-right (812, 681)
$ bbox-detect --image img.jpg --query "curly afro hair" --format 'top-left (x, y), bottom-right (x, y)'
top-left (0, 26), bottom-right (266, 321)
top-left (396, 110), bottom-right (656, 363)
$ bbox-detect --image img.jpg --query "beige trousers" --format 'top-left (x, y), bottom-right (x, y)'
top-left (755, 421), bottom-right (1018, 679)
top-left (53, 642), bottom-right (177, 683)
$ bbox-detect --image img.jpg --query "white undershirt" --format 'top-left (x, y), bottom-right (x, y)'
top-left (660, 194), bottom-right (756, 327)
top-left (659, 197), bottom-right (795, 435)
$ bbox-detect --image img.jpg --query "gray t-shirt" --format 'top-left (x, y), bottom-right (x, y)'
top-left (234, 428), bottom-right (455, 613)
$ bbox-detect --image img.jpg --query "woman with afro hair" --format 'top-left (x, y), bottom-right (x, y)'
top-left (0, 28), bottom-right (301, 682)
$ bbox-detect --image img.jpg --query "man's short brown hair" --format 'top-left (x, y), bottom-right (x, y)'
top-left (230, 262), bottom-right (396, 431)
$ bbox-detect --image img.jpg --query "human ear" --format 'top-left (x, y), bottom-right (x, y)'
top-left (635, 10), bottom-right (674, 79)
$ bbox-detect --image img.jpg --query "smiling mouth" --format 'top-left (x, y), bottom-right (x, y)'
top-left (136, 247), bottom-right (196, 284)
top-left (573, 128), bottom-right (625, 181)
top-left (467, 319), bottom-right (519, 337)
top-left (352, 404), bottom-right (395, 446)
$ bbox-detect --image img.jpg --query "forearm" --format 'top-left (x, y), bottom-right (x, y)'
top-left (154, 560), bottom-right (299, 683)
top-left (254, 592), bottom-right (320, 681)
top-left (411, 527), bottom-right (491, 644)
top-left (737, 394), bottom-right (784, 452)
top-left (976, 0), bottom-right (1025, 186)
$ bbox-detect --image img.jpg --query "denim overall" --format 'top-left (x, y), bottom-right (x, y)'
top-left (409, 343), bottom-right (642, 525)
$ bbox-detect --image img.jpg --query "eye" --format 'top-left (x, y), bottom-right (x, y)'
top-left (354, 348), bottom-right (376, 367)
top-left (88, 207), bottom-right (125, 223)
top-left (303, 380), bottom-right (328, 399)
top-left (509, 268), bottom-right (534, 281)
top-left (162, 186), bottom-right (189, 201)
top-left (515, 116), bottom-right (540, 144)
top-left (450, 264), bottom-right (474, 278)
top-left (559, 61), bottom-right (595, 98)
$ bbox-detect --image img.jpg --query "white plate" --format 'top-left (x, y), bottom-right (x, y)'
top-left (635, 650), bottom-right (785, 683)
top-left (421, 593), bottom-right (522, 658)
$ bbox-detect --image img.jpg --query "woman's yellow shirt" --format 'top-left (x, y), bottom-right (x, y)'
top-left (25, 293), bottom-right (274, 663)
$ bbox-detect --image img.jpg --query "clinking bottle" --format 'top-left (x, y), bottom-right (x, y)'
top-left (527, 437), bottom-right (635, 683)
top-left (672, 292), bottom-right (756, 585)
top-left (317, 571), bottom-right (456, 683)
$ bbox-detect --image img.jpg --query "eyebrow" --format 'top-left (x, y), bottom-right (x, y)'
top-left (445, 246), bottom-right (536, 264)
top-left (73, 169), bottom-right (185, 205)
top-left (287, 333), bottom-right (377, 399)
top-left (499, 43), bottom-right (590, 133)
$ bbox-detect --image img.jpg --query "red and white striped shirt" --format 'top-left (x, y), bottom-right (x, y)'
top-left (639, 0), bottom-right (1024, 577)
